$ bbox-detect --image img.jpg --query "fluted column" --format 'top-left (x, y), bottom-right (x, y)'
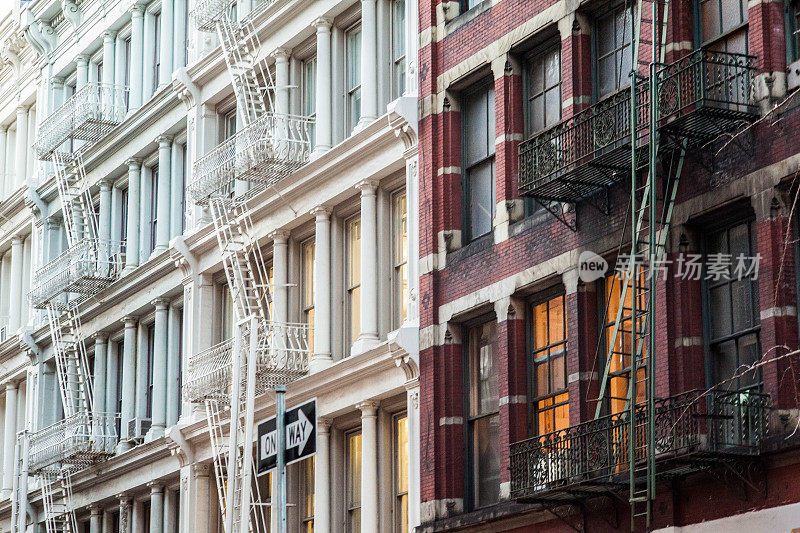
top-left (129, 4), bottom-right (145, 110)
top-left (99, 179), bottom-right (113, 242)
top-left (271, 231), bottom-right (289, 323)
top-left (155, 136), bottom-right (173, 254)
top-left (166, 303), bottom-right (181, 427)
top-left (147, 299), bottom-right (169, 440)
top-left (1, 382), bottom-right (17, 496)
top-left (149, 482), bottom-right (165, 533)
top-left (274, 49), bottom-right (291, 116)
top-left (14, 106), bottom-right (27, 189)
top-left (159, 0), bottom-right (174, 85)
top-left (354, 180), bottom-right (379, 353)
top-left (124, 159), bottom-right (141, 272)
top-left (8, 237), bottom-right (22, 332)
top-left (312, 18), bottom-right (332, 154)
top-left (310, 207), bottom-right (331, 370)
top-left (119, 316), bottom-right (138, 452)
top-left (358, 0), bottom-right (378, 126)
top-left (90, 506), bottom-right (102, 533)
top-left (357, 401), bottom-right (379, 532)
top-left (314, 418), bottom-right (331, 532)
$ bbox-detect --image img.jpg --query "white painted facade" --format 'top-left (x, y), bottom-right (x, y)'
top-left (0, 0), bottom-right (420, 531)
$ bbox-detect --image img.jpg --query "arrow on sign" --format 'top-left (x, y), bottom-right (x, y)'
top-left (260, 408), bottom-right (314, 460)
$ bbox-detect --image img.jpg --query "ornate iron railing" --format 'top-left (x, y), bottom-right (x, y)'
top-left (193, 0), bottom-right (235, 31)
top-left (509, 389), bottom-right (769, 501)
top-left (188, 113), bottom-right (314, 203)
top-left (183, 338), bottom-right (235, 403)
top-left (29, 239), bottom-right (126, 310)
top-left (28, 412), bottom-right (119, 474)
top-left (34, 83), bottom-right (129, 160)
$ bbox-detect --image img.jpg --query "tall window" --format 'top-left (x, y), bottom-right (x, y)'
top-left (393, 413), bottom-right (409, 533)
top-left (149, 166), bottom-right (158, 254)
top-left (346, 431), bottom-right (362, 532)
top-left (301, 457), bottom-right (314, 532)
top-left (392, 190), bottom-right (408, 328)
top-left (462, 82), bottom-right (496, 241)
top-left (221, 285), bottom-right (234, 342)
top-left (301, 239), bottom-right (315, 354)
top-left (123, 38), bottom-right (131, 109)
top-left (346, 26), bottom-right (362, 133)
top-left (531, 294), bottom-right (569, 435)
top-left (96, 61), bottom-right (103, 85)
top-left (153, 12), bottom-right (161, 90)
top-left (526, 45), bottom-right (561, 134)
top-left (699, 0), bottom-right (748, 53)
top-left (120, 188), bottom-right (129, 243)
top-left (224, 110), bottom-right (237, 140)
top-left (788, 1), bottom-right (800, 64)
top-left (704, 219), bottom-right (761, 391)
top-left (596, 5), bottom-right (633, 97)
top-left (391, 0), bottom-right (406, 98)
top-left (303, 57), bottom-right (317, 146)
top-left (346, 217), bottom-right (362, 348)
top-left (467, 320), bottom-right (500, 508)
top-left (146, 324), bottom-right (155, 418)
top-left (115, 340), bottom-right (124, 435)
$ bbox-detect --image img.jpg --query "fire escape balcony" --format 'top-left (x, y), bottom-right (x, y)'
top-left (193, 0), bottom-right (235, 31)
top-left (519, 50), bottom-right (756, 203)
top-left (29, 239), bottom-right (126, 310)
top-left (188, 113), bottom-right (314, 204)
top-left (509, 389), bottom-right (770, 503)
top-left (28, 412), bottom-right (120, 474)
top-left (183, 321), bottom-right (311, 404)
top-left (33, 83), bottom-right (129, 161)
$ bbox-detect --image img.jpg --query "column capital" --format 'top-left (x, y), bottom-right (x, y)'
top-left (147, 481), bottom-right (165, 491)
top-left (117, 492), bottom-right (132, 503)
top-left (126, 157), bottom-right (142, 170)
top-left (312, 205), bottom-right (332, 219)
top-left (92, 331), bottom-right (109, 342)
top-left (76, 54), bottom-right (90, 66)
top-left (269, 229), bottom-right (290, 244)
top-left (52, 76), bottom-right (65, 87)
top-left (4, 381), bottom-right (18, 392)
top-left (193, 462), bottom-right (211, 478)
top-left (130, 2), bottom-right (145, 16)
top-left (121, 315), bottom-right (138, 326)
top-left (312, 17), bottom-right (333, 31)
top-left (272, 48), bottom-right (292, 61)
top-left (10, 235), bottom-right (22, 246)
top-left (88, 504), bottom-right (103, 515)
top-left (103, 30), bottom-right (117, 42)
top-left (355, 178), bottom-right (379, 194)
top-left (98, 177), bottom-right (115, 191)
top-left (45, 216), bottom-right (60, 230)
top-left (15, 105), bottom-right (27, 115)
top-left (152, 297), bottom-right (170, 310)
top-left (156, 134), bottom-right (174, 147)
top-left (317, 416), bottom-right (332, 433)
top-left (356, 400), bottom-right (379, 417)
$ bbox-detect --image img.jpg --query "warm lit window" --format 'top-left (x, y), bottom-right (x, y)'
top-left (699, 0), bottom-right (748, 53)
top-left (462, 82), bottom-right (496, 241)
top-left (531, 294), bottom-right (569, 435)
top-left (704, 219), bottom-right (761, 391)
top-left (391, 0), bottom-right (406, 98)
top-left (346, 217), bottom-right (362, 348)
top-left (302, 239), bottom-right (315, 354)
top-left (596, 5), bottom-right (633, 97)
top-left (303, 57), bottom-right (317, 146)
top-left (393, 413), bottom-right (409, 532)
top-left (392, 190), bottom-right (408, 328)
top-left (526, 45), bottom-right (561, 134)
top-left (302, 457), bottom-right (314, 532)
top-left (346, 431), bottom-right (362, 532)
top-left (346, 26), bottom-right (362, 132)
top-left (467, 320), bottom-right (500, 508)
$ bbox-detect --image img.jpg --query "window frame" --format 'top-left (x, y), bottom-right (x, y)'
top-left (345, 429), bottom-right (363, 533)
top-left (695, 0), bottom-right (749, 51)
top-left (153, 11), bottom-right (161, 91)
top-left (301, 238), bottom-right (316, 352)
top-left (345, 23), bottom-right (363, 133)
top-left (391, 188), bottom-right (408, 329)
top-left (592, 3), bottom-right (635, 100)
top-left (345, 215), bottom-right (362, 350)
top-left (149, 165), bottom-right (158, 255)
top-left (302, 55), bottom-right (317, 146)
top-left (523, 41), bottom-right (562, 138)
top-left (392, 411), bottom-right (409, 533)
top-left (391, 0), bottom-right (407, 98)
top-left (146, 323), bottom-right (155, 419)
top-left (300, 457), bottom-right (314, 532)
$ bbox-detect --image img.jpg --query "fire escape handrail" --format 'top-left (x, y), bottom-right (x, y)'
top-left (27, 412), bottom-right (120, 474)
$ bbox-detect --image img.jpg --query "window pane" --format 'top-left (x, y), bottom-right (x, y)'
top-left (347, 432), bottom-right (362, 506)
top-left (545, 48), bottom-right (560, 87)
top-left (709, 285), bottom-right (732, 339)
top-left (470, 321), bottom-right (499, 416)
top-left (347, 30), bottom-right (361, 90)
top-left (468, 160), bottom-right (494, 239)
top-left (533, 302), bottom-right (548, 350)
top-left (303, 457), bottom-right (315, 524)
top-left (713, 340), bottom-right (737, 390)
top-left (463, 90), bottom-right (489, 166)
top-left (393, 0), bottom-right (406, 61)
top-left (303, 241), bottom-right (315, 308)
top-left (545, 87), bottom-right (561, 128)
top-left (701, 0), bottom-right (721, 42)
top-left (721, 0), bottom-right (743, 32)
top-left (552, 355), bottom-right (566, 391)
top-left (350, 285), bottom-right (361, 347)
top-left (472, 414), bottom-right (500, 507)
top-left (347, 219), bottom-right (361, 287)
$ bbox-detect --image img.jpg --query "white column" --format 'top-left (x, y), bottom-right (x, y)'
top-left (8, 236), bottom-right (23, 332)
top-left (310, 207), bottom-right (331, 371)
top-left (142, 10), bottom-right (155, 101)
top-left (406, 385), bottom-right (421, 530)
top-left (139, 165), bottom-right (150, 263)
top-left (130, 5), bottom-right (145, 110)
top-left (173, 0), bottom-right (187, 69)
top-left (1, 382), bottom-right (17, 496)
top-left (90, 506), bottom-right (102, 533)
top-left (115, 34), bottom-right (127, 88)
top-left (170, 140), bottom-right (184, 238)
top-left (135, 322), bottom-right (149, 419)
top-left (106, 338), bottom-right (119, 435)
top-left (93, 334), bottom-right (108, 419)
top-left (313, 18), bottom-right (332, 155)
top-left (166, 303), bottom-right (180, 427)
top-left (148, 299), bottom-right (169, 440)
top-left (99, 179), bottom-right (113, 242)
top-left (358, 0), bottom-right (378, 126)
top-left (313, 418), bottom-right (331, 532)
top-left (274, 49), bottom-right (291, 115)
top-left (271, 231), bottom-right (289, 323)
top-left (124, 159), bottom-right (141, 272)
top-left (193, 465), bottom-right (211, 533)
top-left (357, 401), bottom-right (379, 532)
top-left (0, 126), bottom-right (7, 197)
top-left (103, 31), bottom-right (117, 86)
top-left (119, 316), bottom-right (137, 452)
top-left (76, 54), bottom-right (89, 89)
top-left (354, 180), bottom-right (379, 352)
top-left (149, 482), bottom-right (165, 533)
top-left (25, 107), bottom-right (35, 184)
top-left (14, 106), bottom-right (27, 189)
top-left (159, 0), bottom-right (174, 84)
top-left (155, 136), bottom-right (172, 253)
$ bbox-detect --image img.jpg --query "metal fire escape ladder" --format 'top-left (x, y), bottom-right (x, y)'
top-left (41, 471), bottom-right (78, 533)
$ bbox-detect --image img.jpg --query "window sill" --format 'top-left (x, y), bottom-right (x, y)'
top-left (444, 0), bottom-right (492, 36)
top-left (446, 231), bottom-right (494, 264)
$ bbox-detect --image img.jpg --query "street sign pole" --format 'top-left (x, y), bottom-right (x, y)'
top-left (276, 384), bottom-right (287, 533)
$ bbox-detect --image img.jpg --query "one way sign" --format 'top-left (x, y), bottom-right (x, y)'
top-left (257, 399), bottom-right (316, 475)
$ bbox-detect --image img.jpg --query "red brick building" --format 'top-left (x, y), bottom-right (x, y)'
top-left (417, 0), bottom-right (800, 530)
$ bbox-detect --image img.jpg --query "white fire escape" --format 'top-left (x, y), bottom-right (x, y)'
top-left (185, 1), bottom-right (313, 532)
top-left (11, 82), bottom-right (128, 533)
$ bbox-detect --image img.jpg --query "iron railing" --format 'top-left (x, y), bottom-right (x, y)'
top-left (34, 83), bottom-right (129, 160)
top-left (28, 412), bottom-right (120, 474)
top-left (188, 113), bottom-right (314, 203)
top-left (29, 239), bottom-right (126, 309)
top-left (183, 338), bottom-right (235, 403)
top-left (509, 389), bottom-right (769, 501)
top-left (193, 0), bottom-right (235, 31)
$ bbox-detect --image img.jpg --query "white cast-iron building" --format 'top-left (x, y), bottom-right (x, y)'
top-left (0, 0), bottom-right (420, 531)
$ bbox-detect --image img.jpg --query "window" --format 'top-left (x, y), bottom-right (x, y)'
top-left (115, 340), bottom-right (124, 435)
top-left (526, 45), bottom-right (561, 134)
top-left (601, 273), bottom-right (646, 415)
top-left (346, 217), bottom-right (362, 348)
top-left (392, 190), bottom-right (408, 328)
top-left (224, 110), bottom-right (237, 140)
top-left (460, 0), bottom-right (482, 12)
top-left (149, 166), bottom-right (158, 254)
top-left (146, 324), bottom-right (155, 418)
top-left (393, 413), bottom-right (409, 533)
top-left (788, 1), bottom-right (800, 64)
top-left (596, 5), bottom-right (633, 98)
top-left (346, 431), bottom-right (362, 532)
top-left (699, 0), bottom-right (748, 53)
top-left (301, 457), bottom-right (314, 532)
top-left (346, 26), bottom-right (362, 132)
top-left (301, 239), bottom-right (315, 354)
top-left (466, 320), bottom-right (500, 508)
top-left (703, 219), bottom-right (761, 391)
top-left (267, 264), bottom-right (274, 318)
top-left (180, 144), bottom-right (187, 233)
top-left (96, 61), bottom-right (103, 85)
top-left (530, 294), bottom-right (569, 435)
top-left (392, 0), bottom-right (406, 98)
top-left (303, 57), bottom-right (317, 146)
top-left (462, 82), bottom-right (496, 241)
top-left (123, 38), bottom-right (131, 108)
top-left (221, 285), bottom-right (233, 342)
top-left (120, 188), bottom-right (129, 243)
top-left (153, 12), bottom-right (161, 91)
